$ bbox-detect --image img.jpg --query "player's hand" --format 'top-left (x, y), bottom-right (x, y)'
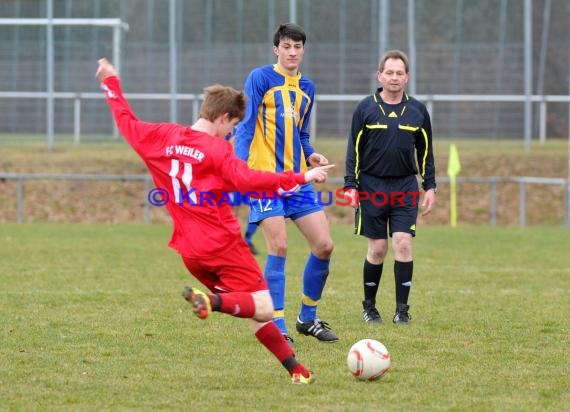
top-left (421, 188), bottom-right (436, 216)
top-left (308, 153), bottom-right (329, 167)
top-left (277, 185), bottom-right (300, 197)
top-left (344, 188), bottom-right (359, 208)
top-left (304, 164), bottom-right (335, 183)
top-left (95, 58), bottom-right (118, 82)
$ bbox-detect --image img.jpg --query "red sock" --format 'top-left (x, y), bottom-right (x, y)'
top-left (255, 322), bottom-right (294, 362)
top-left (216, 292), bottom-right (256, 318)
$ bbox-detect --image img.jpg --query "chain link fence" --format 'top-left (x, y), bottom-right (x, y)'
top-left (0, 0), bottom-right (569, 140)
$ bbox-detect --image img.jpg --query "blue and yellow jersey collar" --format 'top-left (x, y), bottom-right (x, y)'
top-left (273, 64), bottom-right (302, 81)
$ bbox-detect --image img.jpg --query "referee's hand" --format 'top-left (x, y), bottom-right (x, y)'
top-left (344, 188), bottom-right (359, 208)
top-left (421, 188), bottom-right (436, 216)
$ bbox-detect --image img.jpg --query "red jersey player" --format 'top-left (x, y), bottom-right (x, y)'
top-left (96, 58), bottom-right (333, 384)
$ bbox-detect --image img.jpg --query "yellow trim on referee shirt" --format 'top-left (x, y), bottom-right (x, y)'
top-left (420, 127), bottom-right (429, 176)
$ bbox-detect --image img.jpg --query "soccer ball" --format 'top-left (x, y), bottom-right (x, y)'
top-left (347, 339), bottom-right (391, 381)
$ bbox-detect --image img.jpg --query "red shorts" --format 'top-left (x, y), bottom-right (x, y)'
top-left (181, 237), bottom-right (267, 294)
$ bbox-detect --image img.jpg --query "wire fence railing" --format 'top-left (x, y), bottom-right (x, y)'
top-left (1, 92), bottom-right (569, 144)
top-left (1, 173), bottom-right (568, 227)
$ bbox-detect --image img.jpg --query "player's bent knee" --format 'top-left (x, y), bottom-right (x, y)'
top-left (313, 238), bottom-right (334, 258)
top-left (253, 306), bottom-right (273, 322)
top-left (267, 239), bottom-right (288, 256)
top-left (324, 239), bottom-right (334, 255)
top-left (254, 311), bottom-right (273, 323)
top-left (251, 291), bottom-right (274, 322)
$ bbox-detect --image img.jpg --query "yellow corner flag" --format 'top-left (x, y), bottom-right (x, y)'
top-left (447, 144), bottom-right (461, 227)
top-left (447, 144), bottom-right (461, 178)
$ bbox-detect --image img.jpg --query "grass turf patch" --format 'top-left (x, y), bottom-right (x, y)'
top-left (1, 223), bottom-right (569, 411)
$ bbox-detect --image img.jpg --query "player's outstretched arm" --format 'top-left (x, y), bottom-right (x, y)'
top-left (96, 58), bottom-right (175, 152)
top-left (304, 164), bottom-right (335, 183)
top-left (276, 164), bottom-right (335, 197)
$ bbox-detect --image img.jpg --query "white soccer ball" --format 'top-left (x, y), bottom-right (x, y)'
top-left (347, 339), bottom-right (391, 381)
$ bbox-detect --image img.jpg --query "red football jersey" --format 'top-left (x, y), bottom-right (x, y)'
top-left (101, 76), bottom-right (305, 258)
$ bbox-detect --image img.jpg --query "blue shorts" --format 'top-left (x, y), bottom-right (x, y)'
top-left (248, 183), bottom-right (323, 223)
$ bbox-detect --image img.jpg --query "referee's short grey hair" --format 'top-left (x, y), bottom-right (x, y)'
top-left (378, 50), bottom-right (410, 73)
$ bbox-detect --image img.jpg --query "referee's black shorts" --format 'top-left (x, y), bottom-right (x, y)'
top-left (354, 174), bottom-right (421, 239)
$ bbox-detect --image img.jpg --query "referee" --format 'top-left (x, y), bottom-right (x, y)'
top-left (343, 49), bottom-right (436, 325)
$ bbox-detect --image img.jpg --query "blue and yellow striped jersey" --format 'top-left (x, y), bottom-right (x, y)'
top-left (234, 64), bottom-right (315, 173)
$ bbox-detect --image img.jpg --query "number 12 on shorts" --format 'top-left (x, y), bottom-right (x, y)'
top-left (254, 198), bottom-right (273, 212)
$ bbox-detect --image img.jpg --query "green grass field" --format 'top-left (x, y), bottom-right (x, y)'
top-left (1, 223), bottom-right (569, 411)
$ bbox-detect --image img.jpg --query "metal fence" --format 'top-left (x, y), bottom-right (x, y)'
top-left (1, 172), bottom-right (568, 227)
top-left (1, 91), bottom-right (569, 146)
top-left (1, 0), bottom-right (569, 142)
top-left (1, 0), bottom-right (569, 228)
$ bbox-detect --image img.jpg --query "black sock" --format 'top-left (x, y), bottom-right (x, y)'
top-left (210, 294), bottom-right (221, 311)
top-left (394, 261), bottom-right (413, 305)
top-left (363, 260), bottom-right (383, 302)
top-left (281, 356), bottom-right (298, 372)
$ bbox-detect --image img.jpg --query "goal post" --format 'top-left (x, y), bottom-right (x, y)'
top-left (0, 18), bottom-right (129, 74)
top-left (0, 18), bottom-right (129, 150)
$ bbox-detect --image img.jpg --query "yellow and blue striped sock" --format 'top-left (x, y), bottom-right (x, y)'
top-left (298, 253), bottom-right (330, 322)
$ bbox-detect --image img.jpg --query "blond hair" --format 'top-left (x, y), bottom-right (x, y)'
top-left (199, 85), bottom-right (246, 122)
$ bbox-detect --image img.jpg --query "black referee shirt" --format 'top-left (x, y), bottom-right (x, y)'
top-left (344, 87), bottom-right (436, 191)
